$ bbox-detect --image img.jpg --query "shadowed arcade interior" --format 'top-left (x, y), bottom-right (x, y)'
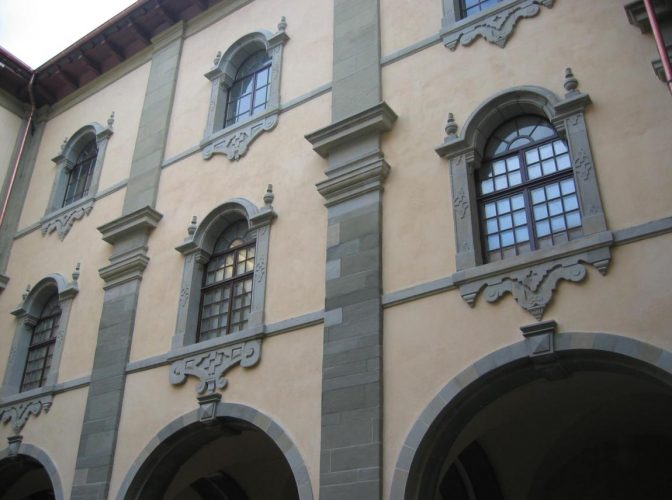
top-left (410, 351), bottom-right (672, 500)
top-left (0, 455), bottom-right (55, 500)
top-left (126, 417), bottom-right (299, 500)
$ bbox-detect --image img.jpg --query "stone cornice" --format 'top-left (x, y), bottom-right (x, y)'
top-left (99, 253), bottom-right (151, 288)
top-left (316, 156), bottom-right (391, 206)
top-left (98, 206), bottom-right (163, 245)
top-left (305, 102), bottom-right (397, 158)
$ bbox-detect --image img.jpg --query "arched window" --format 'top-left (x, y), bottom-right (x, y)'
top-left (62, 138), bottom-right (98, 207)
top-left (224, 51), bottom-right (272, 128)
top-left (172, 194), bottom-right (276, 349)
top-left (436, 82), bottom-right (610, 319)
top-left (477, 116), bottom-right (581, 262)
top-left (202, 22), bottom-right (289, 160)
top-left (21, 294), bottom-right (61, 391)
top-left (4, 273), bottom-right (78, 396)
top-left (198, 221), bottom-right (256, 341)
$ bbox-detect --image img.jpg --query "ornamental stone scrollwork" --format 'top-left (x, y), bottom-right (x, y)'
top-left (574, 149), bottom-right (593, 181)
top-left (442, 0), bottom-right (554, 51)
top-left (0, 395), bottom-right (53, 435)
top-left (41, 199), bottom-right (94, 240)
top-left (202, 114), bottom-right (278, 161)
top-left (169, 339), bottom-right (262, 395)
top-left (454, 234), bottom-right (612, 320)
top-left (482, 262), bottom-right (586, 320)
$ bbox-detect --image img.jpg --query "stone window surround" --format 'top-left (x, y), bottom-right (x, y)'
top-left (2, 273), bottom-right (78, 399)
top-left (171, 194), bottom-right (276, 352)
top-left (42, 120), bottom-right (113, 240)
top-left (201, 20), bottom-right (289, 161)
top-left (436, 82), bottom-right (612, 320)
top-left (441, 0), bottom-right (554, 51)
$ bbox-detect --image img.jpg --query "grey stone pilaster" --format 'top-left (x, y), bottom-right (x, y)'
top-left (70, 21), bottom-right (179, 500)
top-left (331, 0), bottom-right (382, 122)
top-left (0, 117), bottom-right (45, 289)
top-left (306, 2), bottom-right (395, 498)
top-left (122, 22), bottom-right (184, 215)
top-left (70, 207), bottom-right (161, 500)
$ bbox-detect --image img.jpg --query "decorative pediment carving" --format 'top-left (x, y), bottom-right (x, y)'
top-left (0, 395), bottom-right (53, 435)
top-left (202, 113), bottom-right (278, 161)
top-left (169, 339), bottom-right (262, 395)
top-left (41, 199), bottom-right (94, 240)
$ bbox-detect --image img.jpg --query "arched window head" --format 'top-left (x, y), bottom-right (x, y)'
top-left (62, 138), bottom-right (98, 207)
top-left (199, 220), bottom-right (256, 341)
top-left (477, 116), bottom-right (581, 262)
top-left (21, 294), bottom-right (61, 391)
top-left (225, 51), bottom-right (272, 128)
top-left (202, 22), bottom-right (289, 161)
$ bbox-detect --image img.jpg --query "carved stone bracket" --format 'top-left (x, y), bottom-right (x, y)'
top-left (454, 233), bottom-right (612, 320)
top-left (169, 339), bottom-right (262, 395)
top-left (0, 395), bottom-right (53, 435)
top-left (202, 113), bottom-right (278, 161)
top-left (442, 0), bottom-right (554, 51)
top-left (520, 320), bottom-right (567, 379)
top-left (41, 199), bottom-right (94, 240)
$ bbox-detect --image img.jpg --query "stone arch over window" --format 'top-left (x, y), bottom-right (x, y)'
top-left (172, 191), bottom-right (276, 349)
top-left (2, 272), bottom-right (78, 397)
top-left (202, 19), bottom-right (289, 161)
top-left (116, 403), bottom-right (314, 500)
top-left (436, 74), bottom-right (612, 320)
top-left (0, 442), bottom-right (65, 500)
top-left (42, 118), bottom-right (113, 240)
top-left (390, 331), bottom-right (672, 500)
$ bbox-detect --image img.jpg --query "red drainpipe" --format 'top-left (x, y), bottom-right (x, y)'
top-left (643, 0), bottom-right (672, 95)
top-left (0, 72), bottom-right (36, 228)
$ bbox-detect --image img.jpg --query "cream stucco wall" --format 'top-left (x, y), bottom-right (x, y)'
top-left (381, 0), bottom-right (672, 293)
top-left (109, 324), bottom-right (323, 499)
top-left (0, 387), bottom-right (88, 498)
top-left (130, 91), bottom-right (328, 362)
top-left (164, 0), bottom-right (333, 160)
top-left (17, 61), bottom-right (150, 230)
top-left (0, 190), bottom-right (123, 382)
top-left (0, 104), bottom-right (23, 191)
top-left (380, 0), bottom-right (442, 57)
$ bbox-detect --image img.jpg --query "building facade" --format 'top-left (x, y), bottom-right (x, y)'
top-left (0, 0), bottom-right (671, 498)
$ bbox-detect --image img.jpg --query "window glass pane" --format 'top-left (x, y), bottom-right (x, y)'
top-left (496, 198), bottom-right (511, 214)
top-left (548, 199), bottom-right (563, 216)
top-left (480, 179), bottom-right (494, 195)
top-left (256, 67), bottom-right (270, 87)
top-left (528, 164), bottom-right (542, 179)
top-left (530, 122), bottom-right (555, 142)
top-left (509, 137), bottom-right (530, 149)
top-left (534, 204), bottom-right (548, 220)
top-left (508, 171), bottom-right (522, 186)
top-left (551, 216), bottom-right (566, 232)
top-left (499, 214), bottom-right (513, 230)
top-left (531, 188), bottom-right (546, 204)
top-left (545, 183), bottom-right (561, 199)
top-left (566, 211), bottom-right (582, 228)
top-left (564, 194), bottom-right (579, 211)
top-left (556, 153), bottom-right (571, 170)
top-left (553, 140), bottom-right (568, 154)
top-left (501, 230), bottom-right (514, 247)
top-left (536, 220), bottom-right (551, 237)
top-left (539, 144), bottom-right (554, 160)
top-left (493, 160), bottom-right (506, 175)
top-left (515, 227), bottom-right (530, 242)
top-left (488, 234), bottom-right (500, 250)
top-left (506, 156), bottom-right (520, 172)
top-left (484, 203), bottom-right (496, 218)
top-left (494, 176), bottom-right (508, 191)
top-left (513, 210), bottom-right (527, 226)
top-left (560, 178), bottom-right (576, 195)
top-left (525, 148), bottom-right (540, 164)
top-left (541, 159), bottom-right (556, 175)
top-left (511, 194), bottom-right (524, 210)
top-left (486, 219), bottom-right (498, 234)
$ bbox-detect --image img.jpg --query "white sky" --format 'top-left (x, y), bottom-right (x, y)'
top-left (0, 0), bottom-right (137, 68)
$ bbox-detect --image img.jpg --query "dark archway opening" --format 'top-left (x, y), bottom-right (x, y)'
top-left (408, 350), bottom-right (672, 500)
top-left (126, 417), bottom-right (300, 500)
top-left (0, 455), bottom-right (55, 500)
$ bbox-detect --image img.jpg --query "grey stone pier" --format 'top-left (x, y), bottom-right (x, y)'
top-left (306, 1), bottom-right (396, 498)
top-left (70, 23), bottom-right (184, 500)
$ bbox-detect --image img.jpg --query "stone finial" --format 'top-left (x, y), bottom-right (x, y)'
top-left (278, 16), bottom-right (287, 32)
top-left (263, 184), bottom-right (274, 209)
top-left (563, 67), bottom-right (579, 96)
top-left (22, 285), bottom-right (31, 302)
top-left (213, 51), bottom-right (222, 67)
top-left (72, 263), bottom-right (81, 283)
top-left (445, 113), bottom-right (458, 138)
top-left (188, 216), bottom-right (198, 236)
top-left (107, 111), bottom-right (115, 129)
top-left (61, 137), bottom-right (68, 152)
